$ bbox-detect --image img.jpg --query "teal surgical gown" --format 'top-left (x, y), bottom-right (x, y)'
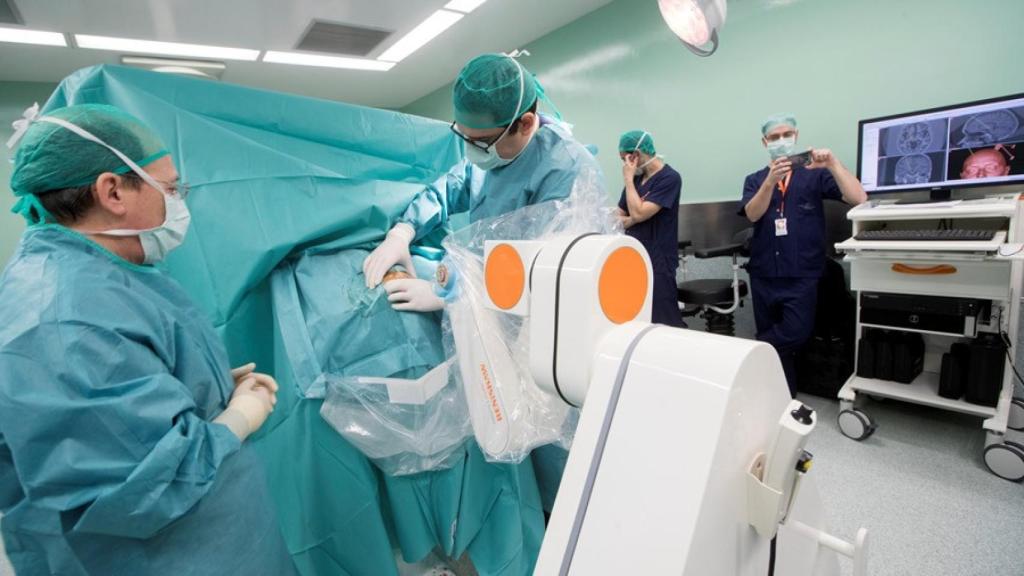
top-left (0, 226), bottom-right (296, 576)
top-left (400, 116), bottom-right (602, 239)
top-left (399, 116), bottom-right (603, 513)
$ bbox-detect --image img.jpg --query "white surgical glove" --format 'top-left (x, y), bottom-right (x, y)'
top-left (214, 371), bottom-right (279, 441)
top-left (363, 223), bottom-right (417, 289)
top-left (384, 278), bottom-right (444, 312)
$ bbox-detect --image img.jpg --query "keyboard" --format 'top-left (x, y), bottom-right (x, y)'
top-left (854, 229), bottom-right (997, 241)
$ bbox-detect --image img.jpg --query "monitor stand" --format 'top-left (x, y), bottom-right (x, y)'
top-left (896, 187), bottom-right (953, 205)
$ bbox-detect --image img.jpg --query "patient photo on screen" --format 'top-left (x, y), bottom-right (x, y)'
top-left (948, 144), bottom-right (1023, 181)
top-left (948, 106), bottom-right (1024, 148)
top-left (878, 119), bottom-right (949, 156)
top-left (876, 151), bottom-right (946, 186)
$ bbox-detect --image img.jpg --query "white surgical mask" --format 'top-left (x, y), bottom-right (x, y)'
top-left (767, 136), bottom-right (796, 159)
top-left (94, 191), bottom-right (191, 264)
top-left (466, 136), bottom-right (516, 171)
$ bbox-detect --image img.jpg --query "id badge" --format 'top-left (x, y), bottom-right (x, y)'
top-left (775, 218), bottom-right (788, 237)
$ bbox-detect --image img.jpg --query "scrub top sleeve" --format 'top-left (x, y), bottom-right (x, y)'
top-left (643, 172), bottom-right (681, 210)
top-left (739, 173), bottom-right (760, 216)
top-left (0, 325), bottom-right (242, 540)
top-left (819, 169), bottom-right (843, 202)
top-left (398, 161), bottom-right (472, 241)
top-left (617, 190), bottom-right (627, 211)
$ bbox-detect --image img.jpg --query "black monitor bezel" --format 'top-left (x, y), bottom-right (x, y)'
top-left (856, 92), bottom-right (1024, 195)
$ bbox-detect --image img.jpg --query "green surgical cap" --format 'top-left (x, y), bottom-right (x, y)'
top-left (10, 103), bottom-right (169, 198)
top-left (619, 130), bottom-right (656, 155)
top-left (453, 53), bottom-right (542, 130)
top-left (761, 113), bottom-right (798, 136)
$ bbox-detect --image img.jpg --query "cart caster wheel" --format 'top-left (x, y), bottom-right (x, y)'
top-left (983, 443), bottom-right (1024, 482)
top-left (1009, 398), bottom-right (1024, 432)
top-left (838, 409), bottom-right (876, 441)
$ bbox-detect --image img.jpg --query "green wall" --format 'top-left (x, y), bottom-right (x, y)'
top-left (1, 82), bottom-right (58, 265)
top-left (403, 0), bottom-right (1024, 204)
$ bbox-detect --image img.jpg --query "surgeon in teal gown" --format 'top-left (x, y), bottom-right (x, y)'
top-left (0, 104), bottom-right (295, 575)
top-left (365, 53), bottom-right (603, 517)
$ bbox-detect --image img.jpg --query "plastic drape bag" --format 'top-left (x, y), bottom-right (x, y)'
top-left (440, 166), bottom-right (618, 462)
top-left (272, 248), bottom-right (472, 476)
top-left (321, 359), bottom-right (473, 476)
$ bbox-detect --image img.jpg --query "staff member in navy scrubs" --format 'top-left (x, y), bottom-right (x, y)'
top-left (739, 114), bottom-right (866, 394)
top-left (616, 130), bottom-right (684, 327)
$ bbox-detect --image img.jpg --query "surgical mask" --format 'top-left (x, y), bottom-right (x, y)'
top-left (23, 112), bottom-right (192, 263)
top-left (466, 135), bottom-right (515, 171)
top-left (93, 191), bottom-right (191, 264)
top-left (767, 136), bottom-right (796, 159)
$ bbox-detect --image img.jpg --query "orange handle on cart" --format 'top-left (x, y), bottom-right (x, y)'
top-left (890, 263), bottom-right (958, 275)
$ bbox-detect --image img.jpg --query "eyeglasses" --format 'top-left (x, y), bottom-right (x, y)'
top-left (450, 122), bottom-right (506, 152)
top-left (765, 130), bottom-right (797, 142)
top-left (153, 179), bottom-right (191, 200)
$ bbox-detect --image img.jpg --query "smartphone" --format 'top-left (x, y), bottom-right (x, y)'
top-left (787, 150), bottom-right (813, 168)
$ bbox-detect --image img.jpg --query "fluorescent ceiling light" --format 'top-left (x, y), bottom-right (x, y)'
top-left (444, 0), bottom-right (488, 13)
top-left (0, 27), bottom-right (66, 47)
top-left (75, 34), bottom-right (259, 61)
top-left (121, 56), bottom-right (227, 79)
top-left (378, 9), bottom-right (462, 63)
top-left (264, 51), bottom-right (394, 71)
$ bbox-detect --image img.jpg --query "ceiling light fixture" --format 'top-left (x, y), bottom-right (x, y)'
top-left (75, 34), bottom-right (259, 61)
top-left (121, 56), bottom-right (227, 80)
top-left (0, 26), bottom-right (66, 47)
top-left (377, 9), bottom-right (463, 63)
top-left (264, 50), bottom-right (394, 71)
top-left (444, 0), bottom-right (488, 13)
top-left (657, 0), bottom-right (727, 57)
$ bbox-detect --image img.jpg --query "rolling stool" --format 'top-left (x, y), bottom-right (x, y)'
top-left (676, 231), bottom-right (751, 336)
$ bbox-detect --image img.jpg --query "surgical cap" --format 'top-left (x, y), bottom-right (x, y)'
top-left (10, 104), bottom-right (169, 198)
top-left (761, 113), bottom-right (798, 136)
top-left (453, 54), bottom-right (542, 130)
top-left (619, 130), bottom-right (656, 155)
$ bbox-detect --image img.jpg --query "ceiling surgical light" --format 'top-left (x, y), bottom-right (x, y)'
top-left (657, 0), bottom-right (727, 57)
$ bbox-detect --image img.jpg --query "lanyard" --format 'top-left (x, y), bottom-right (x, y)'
top-left (776, 173), bottom-right (792, 215)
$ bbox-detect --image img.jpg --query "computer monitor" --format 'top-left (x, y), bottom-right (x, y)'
top-left (858, 93), bottom-right (1024, 199)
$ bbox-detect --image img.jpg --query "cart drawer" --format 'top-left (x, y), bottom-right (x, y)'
top-left (850, 259), bottom-right (1011, 300)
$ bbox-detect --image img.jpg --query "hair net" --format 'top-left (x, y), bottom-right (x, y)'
top-left (453, 54), bottom-right (544, 130)
top-left (761, 113), bottom-right (798, 136)
top-left (619, 130), bottom-right (656, 155)
top-left (10, 104), bottom-right (169, 199)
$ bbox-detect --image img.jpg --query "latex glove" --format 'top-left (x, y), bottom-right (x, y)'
top-left (384, 278), bottom-right (444, 312)
top-left (231, 363), bottom-right (277, 395)
top-left (363, 223), bottom-right (416, 289)
top-left (214, 373), bottom-right (279, 441)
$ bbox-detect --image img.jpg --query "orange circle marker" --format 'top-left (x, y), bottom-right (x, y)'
top-left (486, 243), bottom-right (525, 310)
top-left (599, 247), bottom-right (648, 324)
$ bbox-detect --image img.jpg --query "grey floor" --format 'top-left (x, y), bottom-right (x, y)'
top-left (800, 392), bottom-right (1024, 576)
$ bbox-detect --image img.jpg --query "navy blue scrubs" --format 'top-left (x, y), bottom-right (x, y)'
top-left (619, 164), bottom-right (683, 327)
top-left (739, 165), bottom-right (843, 394)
